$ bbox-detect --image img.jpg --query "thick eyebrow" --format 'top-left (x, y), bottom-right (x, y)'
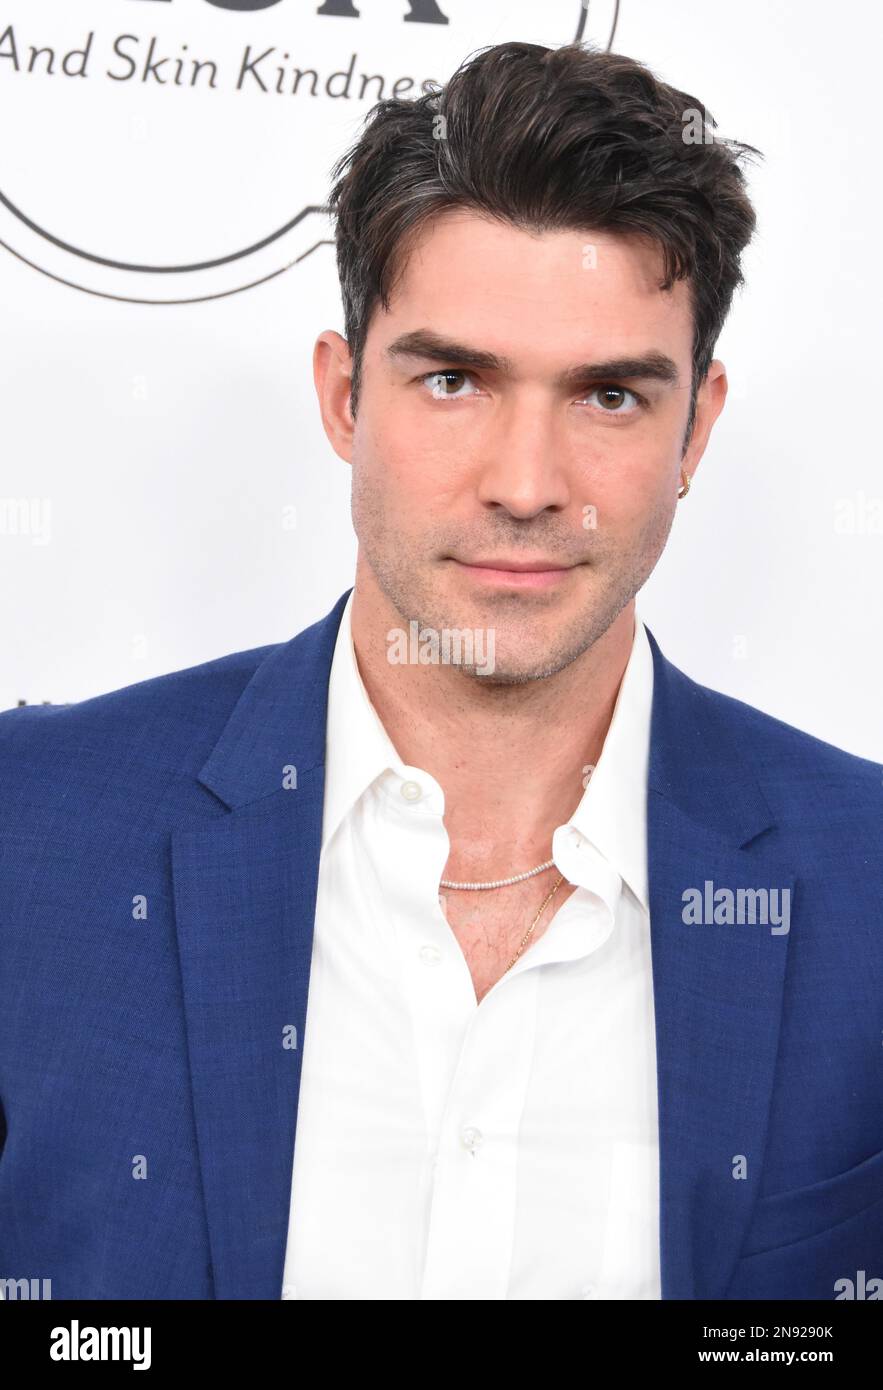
top-left (384, 329), bottom-right (681, 389)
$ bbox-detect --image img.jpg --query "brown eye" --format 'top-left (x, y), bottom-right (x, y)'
top-left (583, 385), bottom-right (641, 415)
top-left (423, 370), bottom-right (476, 400)
top-left (437, 372), bottom-right (465, 395)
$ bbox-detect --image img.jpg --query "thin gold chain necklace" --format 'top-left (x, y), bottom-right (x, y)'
top-left (503, 873), bottom-right (565, 974)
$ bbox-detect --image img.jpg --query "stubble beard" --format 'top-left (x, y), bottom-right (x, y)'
top-left (352, 471), bottom-right (677, 686)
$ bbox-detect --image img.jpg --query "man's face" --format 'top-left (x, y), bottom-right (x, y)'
top-left (332, 210), bottom-right (724, 683)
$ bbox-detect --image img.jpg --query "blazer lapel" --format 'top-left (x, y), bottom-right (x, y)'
top-left (644, 628), bottom-right (796, 1299)
top-left (171, 592), bottom-right (793, 1300)
top-left (172, 590), bottom-right (351, 1299)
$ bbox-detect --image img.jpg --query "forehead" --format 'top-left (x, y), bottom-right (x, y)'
top-left (378, 208), bottom-right (693, 364)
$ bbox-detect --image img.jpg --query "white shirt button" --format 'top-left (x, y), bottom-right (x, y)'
top-left (580, 1283), bottom-right (598, 1300)
top-left (460, 1125), bottom-right (484, 1153)
top-left (418, 944), bottom-right (441, 966)
top-left (400, 780), bottom-right (422, 802)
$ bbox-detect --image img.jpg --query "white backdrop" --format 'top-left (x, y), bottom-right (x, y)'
top-left (1, 0), bottom-right (881, 760)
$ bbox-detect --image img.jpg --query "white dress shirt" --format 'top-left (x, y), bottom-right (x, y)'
top-left (281, 593), bottom-right (660, 1300)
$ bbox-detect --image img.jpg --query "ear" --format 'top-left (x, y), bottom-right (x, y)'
top-left (313, 330), bottom-right (355, 464)
top-left (682, 360), bottom-right (728, 480)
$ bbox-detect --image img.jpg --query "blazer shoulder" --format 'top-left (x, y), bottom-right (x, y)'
top-left (0, 640), bottom-right (282, 825)
top-left (677, 671), bottom-right (883, 867)
top-left (692, 676), bottom-right (882, 783)
top-left (647, 627), bottom-right (880, 786)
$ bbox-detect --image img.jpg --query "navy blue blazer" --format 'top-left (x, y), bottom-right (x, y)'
top-left (1, 589), bottom-right (881, 1300)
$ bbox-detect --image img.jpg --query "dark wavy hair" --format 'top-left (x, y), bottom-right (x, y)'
top-left (328, 41), bottom-right (761, 441)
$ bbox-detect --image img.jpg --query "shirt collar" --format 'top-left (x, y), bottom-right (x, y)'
top-left (555, 609), bottom-right (654, 914)
top-left (321, 590), bottom-right (407, 851)
top-left (322, 592), bottom-right (654, 915)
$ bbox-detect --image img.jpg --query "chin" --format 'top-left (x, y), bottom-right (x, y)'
top-left (455, 645), bottom-right (583, 687)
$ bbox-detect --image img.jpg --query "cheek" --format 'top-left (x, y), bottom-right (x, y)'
top-left (573, 438), bottom-right (672, 526)
top-left (360, 423), bottom-right (466, 514)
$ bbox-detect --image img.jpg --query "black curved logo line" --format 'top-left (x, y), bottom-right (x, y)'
top-left (0, 234), bottom-right (336, 304)
top-left (0, 189), bottom-right (331, 273)
top-left (0, 2), bottom-right (619, 296)
top-left (576, 0), bottom-right (620, 47)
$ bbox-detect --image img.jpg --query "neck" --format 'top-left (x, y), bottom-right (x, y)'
top-left (349, 565), bottom-right (635, 877)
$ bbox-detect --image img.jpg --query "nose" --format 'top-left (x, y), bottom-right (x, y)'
top-left (475, 395), bottom-right (572, 519)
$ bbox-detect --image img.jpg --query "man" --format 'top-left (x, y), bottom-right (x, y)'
top-left (0, 42), bottom-right (881, 1303)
